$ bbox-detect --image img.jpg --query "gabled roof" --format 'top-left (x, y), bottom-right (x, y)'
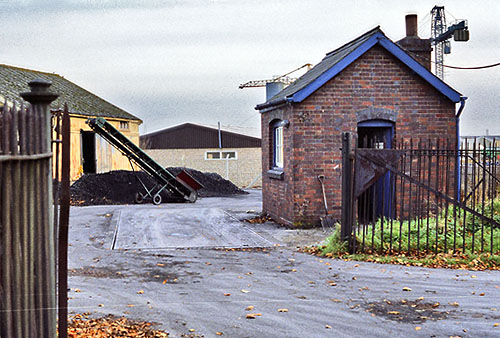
top-left (140, 122), bottom-right (261, 149)
top-left (144, 121), bottom-right (260, 139)
top-left (256, 27), bottom-right (463, 111)
top-left (0, 64), bottom-right (142, 122)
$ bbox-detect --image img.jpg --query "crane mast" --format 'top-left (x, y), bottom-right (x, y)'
top-left (431, 6), bottom-right (446, 79)
top-left (431, 6), bottom-right (469, 80)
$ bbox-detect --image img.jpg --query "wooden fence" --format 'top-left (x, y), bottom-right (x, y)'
top-left (0, 80), bottom-right (61, 338)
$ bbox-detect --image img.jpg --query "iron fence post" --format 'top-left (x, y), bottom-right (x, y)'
top-left (341, 132), bottom-right (354, 251)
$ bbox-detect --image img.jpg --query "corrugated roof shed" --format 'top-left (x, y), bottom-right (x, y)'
top-left (140, 123), bottom-right (261, 149)
top-left (0, 64), bottom-right (141, 121)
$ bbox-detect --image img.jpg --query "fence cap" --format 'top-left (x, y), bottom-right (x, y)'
top-left (20, 78), bottom-right (58, 104)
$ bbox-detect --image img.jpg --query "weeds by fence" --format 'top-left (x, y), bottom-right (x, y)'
top-left (342, 133), bottom-right (500, 256)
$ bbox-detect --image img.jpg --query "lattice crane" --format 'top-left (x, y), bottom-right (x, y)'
top-left (431, 6), bottom-right (469, 80)
top-left (239, 63), bottom-right (313, 89)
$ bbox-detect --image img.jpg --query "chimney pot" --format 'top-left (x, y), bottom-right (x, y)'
top-left (405, 14), bottom-right (418, 37)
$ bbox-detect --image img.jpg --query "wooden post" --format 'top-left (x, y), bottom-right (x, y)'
top-left (20, 79), bottom-right (59, 338)
top-left (341, 132), bottom-right (354, 251)
top-left (57, 104), bottom-right (71, 338)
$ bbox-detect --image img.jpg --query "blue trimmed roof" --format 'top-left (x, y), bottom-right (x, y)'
top-left (256, 27), bottom-right (462, 110)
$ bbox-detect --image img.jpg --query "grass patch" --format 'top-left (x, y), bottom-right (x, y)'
top-left (303, 197), bottom-right (500, 270)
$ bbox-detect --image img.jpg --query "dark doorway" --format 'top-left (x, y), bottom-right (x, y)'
top-left (81, 131), bottom-right (96, 174)
top-left (357, 120), bottom-right (394, 223)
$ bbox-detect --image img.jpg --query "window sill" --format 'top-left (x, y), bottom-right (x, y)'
top-left (267, 169), bottom-right (284, 180)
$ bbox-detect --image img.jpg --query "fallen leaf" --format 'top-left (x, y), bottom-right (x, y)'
top-left (74, 289), bottom-right (81, 293)
top-left (216, 332), bottom-right (223, 336)
top-left (432, 302), bottom-right (440, 308)
top-left (494, 323), bottom-right (499, 327)
top-left (156, 263), bottom-right (165, 267)
top-left (126, 304), bottom-right (135, 307)
top-left (136, 290), bottom-right (144, 294)
top-left (325, 325), bottom-right (332, 329)
top-left (68, 315), bottom-right (168, 337)
top-left (223, 293), bottom-right (231, 296)
top-left (245, 306), bottom-right (254, 311)
top-left (189, 328), bottom-right (195, 332)
top-left (241, 289), bottom-right (250, 293)
top-left (471, 275), bottom-right (477, 278)
top-left (480, 293), bottom-right (486, 296)
top-left (291, 269), bottom-right (297, 272)
top-left (246, 313), bottom-right (261, 319)
top-left (388, 311), bottom-right (400, 315)
top-left (353, 264), bottom-right (360, 267)
top-left (402, 287), bottom-right (412, 292)
top-left (98, 304), bottom-right (103, 307)
top-left (449, 302), bottom-right (459, 307)
top-left (330, 298), bottom-right (342, 302)
top-left (415, 326), bottom-right (421, 331)
top-left (277, 308), bottom-right (288, 312)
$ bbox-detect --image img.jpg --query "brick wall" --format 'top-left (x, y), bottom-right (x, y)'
top-left (261, 45), bottom-right (457, 227)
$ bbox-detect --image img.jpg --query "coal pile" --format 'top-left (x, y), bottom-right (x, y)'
top-left (70, 168), bottom-right (247, 206)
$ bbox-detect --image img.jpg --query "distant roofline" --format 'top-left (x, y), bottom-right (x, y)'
top-left (141, 122), bottom-right (261, 141)
top-left (0, 63), bottom-right (63, 77)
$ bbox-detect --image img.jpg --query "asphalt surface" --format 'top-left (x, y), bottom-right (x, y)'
top-left (68, 190), bottom-right (500, 338)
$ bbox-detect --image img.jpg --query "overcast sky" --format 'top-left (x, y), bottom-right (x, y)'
top-left (1, 0), bottom-right (499, 136)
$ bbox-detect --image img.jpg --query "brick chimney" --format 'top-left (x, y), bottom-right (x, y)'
top-left (397, 14), bottom-right (432, 71)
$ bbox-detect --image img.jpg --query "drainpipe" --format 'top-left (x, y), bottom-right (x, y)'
top-left (455, 96), bottom-right (467, 199)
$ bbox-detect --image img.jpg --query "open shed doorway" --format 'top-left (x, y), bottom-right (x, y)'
top-left (357, 120), bottom-right (394, 223)
top-left (81, 131), bottom-right (96, 174)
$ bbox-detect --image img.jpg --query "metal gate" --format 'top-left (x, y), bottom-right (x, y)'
top-left (341, 132), bottom-right (500, 255)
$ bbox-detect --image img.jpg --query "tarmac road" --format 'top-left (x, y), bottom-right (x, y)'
top-left (68, 190), bottom-right (500, 338)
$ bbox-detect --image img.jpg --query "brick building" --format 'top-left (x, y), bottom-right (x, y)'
top-left (256, 16), bottom-right (465, 227)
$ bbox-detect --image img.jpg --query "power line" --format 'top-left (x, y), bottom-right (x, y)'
top-left (408, 50), bottom-right (500, 70)
top-left (443, 62), bottom-right (500, 70)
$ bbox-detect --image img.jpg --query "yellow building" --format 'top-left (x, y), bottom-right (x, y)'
top-left (0, 64), bottom-right (142, 180)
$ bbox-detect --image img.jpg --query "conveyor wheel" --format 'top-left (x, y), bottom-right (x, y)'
top-left (153, 193), bottom-right (162, 205)
top-left (135, 192), bottom-right (144, 204)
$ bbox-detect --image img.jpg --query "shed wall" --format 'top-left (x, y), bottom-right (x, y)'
top-left (54, 115), bottom-right (141, 180)
top-left (145, 148), bottom-right (262, 188)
